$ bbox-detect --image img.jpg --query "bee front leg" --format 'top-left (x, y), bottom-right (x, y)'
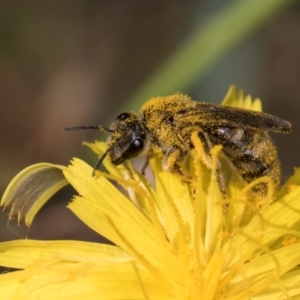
top-left (141, 156), bottom-right (150, 175)
top-left (141, 147), bottom-right (154, 175)
top-left (163, 145), bottom-right (191, 183)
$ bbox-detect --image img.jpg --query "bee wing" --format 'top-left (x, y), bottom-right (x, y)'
top-left (177, 102), bottom-right (291, 133)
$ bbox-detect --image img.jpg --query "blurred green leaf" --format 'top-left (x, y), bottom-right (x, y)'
top-left (123, 0), bottom-right (294, 112)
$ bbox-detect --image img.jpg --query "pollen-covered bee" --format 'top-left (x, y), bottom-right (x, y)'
top-left (64, 92), bottom-right (291, 192)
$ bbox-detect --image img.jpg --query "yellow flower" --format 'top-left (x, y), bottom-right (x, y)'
top-left (1, 86), bottom-right (300, 299)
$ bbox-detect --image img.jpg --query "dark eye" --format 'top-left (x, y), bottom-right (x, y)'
top-left (121, 138), bottom-right (144, 160)
top-left (116, 113), bottom-right (130, 120)
top-left (128, 138), bottom-right (143, 154)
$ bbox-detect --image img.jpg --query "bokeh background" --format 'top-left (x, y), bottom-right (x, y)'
top-left (1, 0), bottom-right (299, 243)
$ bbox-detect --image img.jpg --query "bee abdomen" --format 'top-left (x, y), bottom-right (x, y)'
top-left (210, 128), bottom-right (281, 188)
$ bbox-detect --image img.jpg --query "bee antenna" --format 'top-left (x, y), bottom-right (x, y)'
top-left (92, 148), bottom-right (110, 176)
top-left (63, 126), bottom-right (113, 133)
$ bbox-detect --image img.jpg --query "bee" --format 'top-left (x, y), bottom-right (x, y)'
top-left (64, 93), bottom-right (291, 193)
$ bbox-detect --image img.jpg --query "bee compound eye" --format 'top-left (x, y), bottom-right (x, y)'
top-left (116, 112), bottom-right (130, 120)
top-left (122, 138), bottom-right (144, 160)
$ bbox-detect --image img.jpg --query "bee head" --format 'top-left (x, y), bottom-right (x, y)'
top-left (106, 112), bottom-right (146, 166)
top-left (63, 112), bottom-right (146, 176)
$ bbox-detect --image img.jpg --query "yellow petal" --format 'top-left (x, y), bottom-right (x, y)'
top-left (0, 240), bottom-right (131, 269)
top-left (253, 185), bottom-right (300, 245)
top-left (0, 240), bottom-right (174, 298)
top-left (155, 170), bottom-right (194, 245)
top-left (202, 251), bottom-right (225, 299)
top-left (252, 269), bottom-right (300, 300)
top-left (0, 261), bottom-right (173, 300)
top-left (229, 243), bottom-right (300, 285)
top-left (1, 163), bottom-right (68, 226)
top-left (0, 271), bottom-right (21, 300)
top-left (64, 158), bottom-right (184, 287)
top-left (222, 85), bottom-right (262, 111)
top-left (224, 185), bottom-right (300, 264)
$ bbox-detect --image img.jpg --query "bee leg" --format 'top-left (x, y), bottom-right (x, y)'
top-left (191, 131), bottom-right (226, 195)
top-left (140, 147), bottom-right (155, 175)
top-left (141, 155), bottom-right (150, 175)
top-left (163, 145), bottom-right (191, 182)
top-left (191, 131), bottom-right (213, 170)
top-left (215, 169), bottom-right (226, 196)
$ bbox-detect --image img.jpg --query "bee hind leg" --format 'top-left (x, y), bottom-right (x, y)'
top-left (215, 169), bottom-right (226, 196)
top-left (163, 145), bottom-right (191, 183)
top-left (191, 131), bottom-right (226, 195)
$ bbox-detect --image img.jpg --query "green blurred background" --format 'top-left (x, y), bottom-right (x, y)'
top-left (1, 0), bottom-right (299, 243)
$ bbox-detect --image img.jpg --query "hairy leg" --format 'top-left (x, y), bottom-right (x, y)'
top-left (191, 130), bottom-right (226, 194)
top-left (163, 145), bottom-right (191, 182)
